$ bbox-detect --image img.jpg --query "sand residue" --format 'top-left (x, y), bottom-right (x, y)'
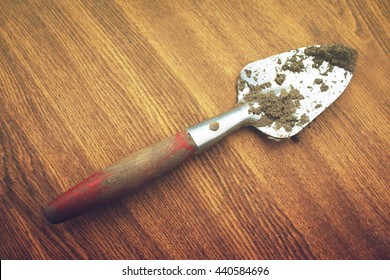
top-left (239, 44), bottom-right (357, 134)
top-left (244, 86), bottom-right (307, 132)
top-left (281, 53), bottom-right (305, 73)
top-left (275, 73), bottom-right (286, 85)
top-left (304, 44), bottom-right (358, 72)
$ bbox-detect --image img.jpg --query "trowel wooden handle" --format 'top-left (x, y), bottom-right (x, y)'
top-left (43, 130), bottom-right (198, 224)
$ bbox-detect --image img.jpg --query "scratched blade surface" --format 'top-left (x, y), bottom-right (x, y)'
top-left (237, 46), bottom-right (354, 139)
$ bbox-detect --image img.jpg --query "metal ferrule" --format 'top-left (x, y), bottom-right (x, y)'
top-left (186, 102), bottom-right (254, 153)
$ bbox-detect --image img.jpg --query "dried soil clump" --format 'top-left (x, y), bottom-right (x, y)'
top-left (244, 86), bottom-right (304, 132)
top-left (304, 44), bottom-right (358, 72)
top-left (314, 78), bottom-right (329, 92)
top-left (248, 81), bottom-right (271, 92)
top-left (275, 73), bottom-right (286, 85)
top-left (320, 83), bottom-right (329, 92)
top-left (299, 114), bottom-right (309, 125)
top-left (238, 77), bottom-right (246, 91)
top-left (245, 69), bottom-right (252, 78)
top-left (281, 54), bottom-right (305, 73)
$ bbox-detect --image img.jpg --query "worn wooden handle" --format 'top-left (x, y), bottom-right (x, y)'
top-left (43, 130), bottom-right (198, 224)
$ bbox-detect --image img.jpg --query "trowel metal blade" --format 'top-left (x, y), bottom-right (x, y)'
top-left (237, 46), bottom-right (354, 139)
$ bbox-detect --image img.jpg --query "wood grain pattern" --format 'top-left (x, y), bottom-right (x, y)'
top-left (0, 0), bottom-right (389, 259)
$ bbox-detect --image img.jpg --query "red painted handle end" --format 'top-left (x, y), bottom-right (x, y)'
top-left (43, 130), bottom-right (198, 224)
top-left (43, 171), bottom-right (112, 224)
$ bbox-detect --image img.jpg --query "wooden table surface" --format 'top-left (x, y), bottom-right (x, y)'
top-left (0, 0), bottom-right (388, 260)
